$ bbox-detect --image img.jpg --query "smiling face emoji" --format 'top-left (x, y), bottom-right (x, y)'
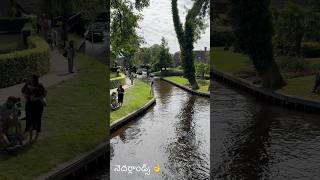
top-left (153, 164), bottom-right (160, 173)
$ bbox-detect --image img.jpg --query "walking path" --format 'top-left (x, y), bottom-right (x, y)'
top-left (109, 77), bottom-right (133, 95)
top-left (0, 49), bottom-right (75, 103)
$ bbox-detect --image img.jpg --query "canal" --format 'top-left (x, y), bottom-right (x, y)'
top-left (212, 80), bottom-right (320, 179)
top-left (86, 78), bottom-right (210, 179)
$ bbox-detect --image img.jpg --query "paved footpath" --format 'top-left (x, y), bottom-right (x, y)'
top-left (0, 49), bottom-right (75, 103)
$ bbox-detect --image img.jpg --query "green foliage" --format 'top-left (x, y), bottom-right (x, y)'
top-left (110, 73), bottom-right (126, 89)
top-left (273, 2), bottom-right (320, 56)
top-left (212, 29), bottom-right (234, 47)
top-left (111, 0), bottom-right (149, 66)
top-left (158, 37), bottom-right (173, 71)
top-left (195, 62), bottom-right (209, 79)
top-left (171, 0), bottom-right (209, 89)
top-left (0, 34), bottom-right (24, 54)
top-left (302, 41), bottom-right (320, 58)
top-left (276, 56), bottom-right (310, 73)
top-left (71, 0), bottom-right (106, 21)
top-left (0, 36), bottom-right (50, 88)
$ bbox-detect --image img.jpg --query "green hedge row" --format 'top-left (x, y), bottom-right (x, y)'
top-left (110, 73), bottom-right (126, 89)
top-left (0, 36), bottom-right (50, 88)
top-left (0, 17), bottom-right (30, 33)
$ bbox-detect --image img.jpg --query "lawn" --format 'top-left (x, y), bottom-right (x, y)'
top-left (0, 53), bottom-right (107, 180)
top-left (213, 46), bottom-right (320, 100)
top-left (0, 34), bottom-right (24, 54)
top-left (164, 76), bottom-right (210, 93)
top-left (212, 47), bottom-right (252, 74)
top-left (278, 75), bottom-right (320, 101)
top-left (110, 80), bottom-right (153, 124)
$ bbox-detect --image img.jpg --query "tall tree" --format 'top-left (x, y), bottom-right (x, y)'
top-left (230, 0), bottom-right (286, 89)
top-left (172, 0), bottom-right (209, 90)
top-left (158, 37), bottom-right (172, 71)
top-left (111, 0), bottom-right (149, 67)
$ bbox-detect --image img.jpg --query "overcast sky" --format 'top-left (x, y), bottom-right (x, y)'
top-left (137, 0), bottom-right (210, 53)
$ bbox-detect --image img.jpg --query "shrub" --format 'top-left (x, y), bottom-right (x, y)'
top-left (211, 30), bottom-right (234, 47)
top-left (276, 56), bottom-right (310, 73)
top-left (153, 69), bottom-right (183, 77)
top-left (0, 36), bottom-right (50, 88)
top-left (302, 41), bottom-right (320, 58)
top-left (0, 18), bottom-right (31, 33)
top-left (110, 73), bottom-right (126, 89)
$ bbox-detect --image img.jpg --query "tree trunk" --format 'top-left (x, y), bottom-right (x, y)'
top-left (257, 58), bottom-right (286, 89)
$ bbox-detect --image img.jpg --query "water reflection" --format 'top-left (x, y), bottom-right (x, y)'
top-left (212, 80), bottom-right (320, 179)
top-left (165, 95), bottom-right (210, 179)
top-left (108, 80), bottom-right (209, 179)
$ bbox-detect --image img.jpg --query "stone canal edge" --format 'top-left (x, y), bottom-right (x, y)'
top-left (160, 77), bottom-right (210, 98)
top-left (212, 68), bottom-right (320, 112)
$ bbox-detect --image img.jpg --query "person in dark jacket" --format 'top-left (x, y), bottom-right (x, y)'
top-left (64, 41), bottom-right (76, 73)
top-left (23, 75), bottom-right (47, 142)
top-left (117, 85), bottom-right (125, 107)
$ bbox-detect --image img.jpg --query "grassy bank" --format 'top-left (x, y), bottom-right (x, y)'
top-left (110, 80), bottom-right (153, 124)
top-left (164, 76), bottom-right (210, 93)
top-left (0, 53), bottom-right (107, 180)
top-left (213, 47), bottom-right (320, 100)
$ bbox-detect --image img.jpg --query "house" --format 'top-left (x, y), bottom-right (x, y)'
top-left (174, 47), bottom-right (210, 66)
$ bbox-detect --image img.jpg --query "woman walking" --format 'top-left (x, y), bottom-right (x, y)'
top-left (117, 85), bottom-right (125, 107)
top-left (64, 41), bottom-right (76, 73)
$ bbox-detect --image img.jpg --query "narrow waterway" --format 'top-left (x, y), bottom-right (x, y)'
top-left (99, 79), bottom-right (210, 180)
top-left (212, 80), bottom-right (320, 179)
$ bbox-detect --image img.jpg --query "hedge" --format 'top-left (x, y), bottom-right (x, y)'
top-left (0, 36), bottom-right (50, 88)
top-left (110, 73), bottom-right (126, 89)
top-left (0, 18), bottom-right (30, 33)
top-left (302, 41), bottom-right (320, 58)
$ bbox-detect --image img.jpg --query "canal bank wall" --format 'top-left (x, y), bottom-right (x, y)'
top-left (161, 78), bottom-right (210, 98)
top-left (212, 68), bottom-right (320, 112)
top-left (110, 97), bottom-right (156, 133)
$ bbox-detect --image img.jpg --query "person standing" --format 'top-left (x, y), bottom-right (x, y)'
top-left (64, 41), bottom-right (76, 73)
top-left (312, 70), bottom-right (320, 93)
top-left (25, 75), bottom-right (47, 142)
top-left (117, 85), bottom-right (125, 107)
top-left (150, 80), bottom-right (154, 96)
top-left (22, 79), bottom-right (33, 142)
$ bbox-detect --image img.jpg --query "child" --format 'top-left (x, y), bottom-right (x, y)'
top-left (111, 92), bottom-right (118, 110)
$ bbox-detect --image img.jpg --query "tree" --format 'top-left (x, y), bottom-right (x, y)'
top-left (274, 2), bottom-right (320, 56)
top-left (111, 0), bottom-right (149, 67)
top-left (230, 0), bottom-right (286, 89)
top-left (172, 0), bottom-right (209, 90)
top-left (158, 37), bottom-right (172, 71)
top-left (195, 62), bottom-right (209, 79)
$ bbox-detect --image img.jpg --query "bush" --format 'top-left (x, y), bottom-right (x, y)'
top-left (211, 30), bottom-right (234, 47)
top-left (110, 73), bottom-right (126, 89)
top-left (302, 41), bottom-right (320, 58)
top-left (0, 18), bottom-right (31, 33)
top-left (276, 56), bottom-right (310, 73)
top-left (0, 36), bottom-right (50, 88)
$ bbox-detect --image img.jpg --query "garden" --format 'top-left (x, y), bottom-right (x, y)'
top-left (213, 1), bottom-right (320, 100)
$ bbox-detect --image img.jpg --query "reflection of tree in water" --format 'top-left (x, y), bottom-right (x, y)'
top-left (164, 95), bottom-right (209, 179)
top-left (156, 80), bottom-right (173, 106)
top-left (221, 105), bottom-right (275, 180)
